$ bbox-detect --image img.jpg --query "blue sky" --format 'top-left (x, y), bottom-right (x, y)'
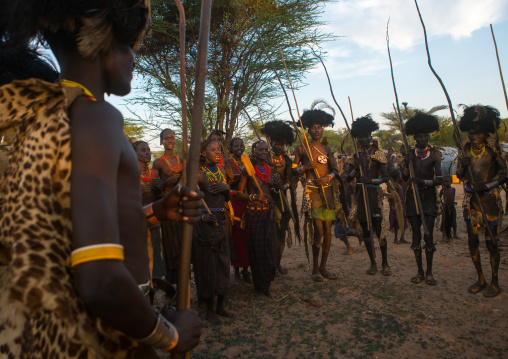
top-left (110, 0), bottom-right (508, 147)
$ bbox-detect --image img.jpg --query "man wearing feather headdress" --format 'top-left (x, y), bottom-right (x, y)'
top-left (456, 105), bottom-right (506, 298)
top-left (402, 112), bottom-right (442, 286)
top-left (347, 115), bottom-right (392, 276)
top-left (0, 1), bottom-right (203, 357)
top-left (261, 121), bottom-right (294, 275)
top-left (292, 100), bottom-right (342, 282)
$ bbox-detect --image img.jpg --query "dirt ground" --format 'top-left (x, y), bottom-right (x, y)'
top-left (160, 183), bottom-right (508, 358)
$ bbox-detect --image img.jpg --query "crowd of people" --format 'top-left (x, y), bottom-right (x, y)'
top-left (0, 1), bottom-right (506, 358)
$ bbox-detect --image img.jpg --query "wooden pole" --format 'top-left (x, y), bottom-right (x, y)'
top-left (175, 1), bottom-right (212, 357)
top-left (414, 0), bottom-right (496, 245)
top-left (490, 24), bottom-right (508, 112)
top-left (386, 20), bottom-right (429, 235)
top-left (175, 0), bottom-right (187, 184)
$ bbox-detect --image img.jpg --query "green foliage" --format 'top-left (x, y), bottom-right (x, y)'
top-left (130, 0), bottom-right (333, 147)
top-left (123, 118), bottom-right (146, 143)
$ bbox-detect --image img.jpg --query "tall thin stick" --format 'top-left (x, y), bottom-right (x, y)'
top-left (386, 19), bottom-right (429, 235)
top-left (490, 24), bottom-right (508, 112)
top-left (278, 45), bottom-right (330, 208)
top-left (414, 0), bottom-right (496, 244)
top-left (309, 47), bottom-right (374, 243)
top-left (348, 96), bottom-right (375, 257)
top-left (175, 0), bottom-right (187, 184)
top-left (176, 1), bottom-right (212, 358)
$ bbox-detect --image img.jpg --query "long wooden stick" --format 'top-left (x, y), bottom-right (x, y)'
top-left (414, 0), bottom-right (496, 245)
top-left (277, 45), bottom-right (330, 209)
top-left (309, 47), bottom-right (374, 241)
top-left (176, 1), bottom-right (212, 358)
top-left (490, 24), bottom-right (508, 112)
top-left (348, 97), bottom-right (375, 257)
top-left (386, 20), bottom-right (429, 236)
top-left (175, 0), bottom-right (187, 185)
top-left (236, 0), bottom-right (330, 209)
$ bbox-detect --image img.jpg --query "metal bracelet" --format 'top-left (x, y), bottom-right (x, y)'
top-left (135, 313), bottom-right (179, 351)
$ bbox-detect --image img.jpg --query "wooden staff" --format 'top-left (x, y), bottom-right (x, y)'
top-left (348, 97), bottom-right (375, 257)
top-left (175, 0), bottom-right (187, 184)
top-left (277, 46), bottom-right (330, 209)
top-left (414, 0), bottom-right (496, 245)
top-left (236, 0), bottom-right (330, 209)
top-left (386, 20), bottom-right (429, 236)
top-left (241, 154), bottom-right (264, 194)
top-left (309, 47), bottom-right (375, 255)
top-left (490, 24), bottom-right (508, 112)
top-left (175, 1), bottom-right (212, 358)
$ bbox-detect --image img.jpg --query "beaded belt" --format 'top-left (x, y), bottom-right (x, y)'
top-left (201, 207), bottom-right (226, 212)
top-left (248, 206), bottom-right (269, 211)
top-left (306, 181), bottom-right (331, 189)
top-left (356, 184), bottom-right (381, 188)
top-left (464, 186), bottom-right (496, 196)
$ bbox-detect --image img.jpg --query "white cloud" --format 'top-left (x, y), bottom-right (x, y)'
top-left (322, 0), bottom-right (508, 52)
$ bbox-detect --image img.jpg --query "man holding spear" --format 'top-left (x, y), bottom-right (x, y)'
top-left (293, 103), bottom-right (339, 282)
top-left (347, 115), bottom-right (391, 276)
top-left (402, 113), bottom-right (442, 285)
top-left (457, 105), bottom-right (506, 298)
top-left (261, 120), bottom-right (294, 275)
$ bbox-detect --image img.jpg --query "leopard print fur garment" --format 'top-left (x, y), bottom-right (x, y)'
top-left (0, 79), bottom-right (142, 358)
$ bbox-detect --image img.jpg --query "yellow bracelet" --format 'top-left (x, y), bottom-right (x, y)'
top-left (71, 244), bottom-right (124, 268)
top-left (291, 163), bottom-right (298, 168)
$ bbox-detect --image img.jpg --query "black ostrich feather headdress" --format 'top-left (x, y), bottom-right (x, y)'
top-left (350, 114), bottom-right (379, 138)
top-left (260, 120), bottom-right (295, 145)
top-left (405, 112), bottom-right (439, 136)
top-left (300, 99), bottom-right (335, 129)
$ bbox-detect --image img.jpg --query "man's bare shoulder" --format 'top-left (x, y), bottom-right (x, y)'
top-left (70, 98), bottom-right (124, 129)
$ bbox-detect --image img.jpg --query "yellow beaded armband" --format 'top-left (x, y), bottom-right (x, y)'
top-left (71, 244), bottom-right (124, 268)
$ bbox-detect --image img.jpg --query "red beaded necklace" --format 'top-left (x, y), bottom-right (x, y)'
top-left (230, 158), bottom-right (243, 174)
top-left (272, 154), bottom-right (283, 164)
top-left (140, 168), bottom-right (154, 182)
top-left (254, 163), bottom-right (271, 183)
top-left (162, 155), bottom-right (181, 172)
top-left (415, 147), bottom-right (430, 160)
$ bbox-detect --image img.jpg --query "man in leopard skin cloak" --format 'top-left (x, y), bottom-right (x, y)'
top-left (0, 1), bottom-right (203, 357)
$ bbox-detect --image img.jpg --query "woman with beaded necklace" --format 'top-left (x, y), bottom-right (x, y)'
top-left (225, 137), bottom-right (253, 283)
top-left (193, 139), bottom-right (233, 323)
top-left (152, 128), bottom-right (183, 284)
top-left (457, 105), bottom-right (506, 298)
top-left (236, 141), bottom-right (281, 297)
top-left (133, 141), bottom-right (166, 281)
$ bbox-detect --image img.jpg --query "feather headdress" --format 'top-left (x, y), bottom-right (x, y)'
top-left (350, 114), bottom-right (379, 138)
top-left (458, 105), bottom-right (501, 135)
top-left (405, 112), bottom-right (439, 136)
top-left (260, 120), bottom-right (295, 145)
top-left (301, 99), bottom-right (335, 129)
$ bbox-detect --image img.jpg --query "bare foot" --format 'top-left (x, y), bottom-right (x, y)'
top-left (467, 280), bottom-right (487, 294)
top-left (425, 274), bottom-right (437, 285)
top-left (241, 269), bottom-right (252, 284)
top-left (277, 265), bottom-right (288, 275)
top-left (311, 272), bottom-right (324, 282)
top-left (366, 265), bottom-right (377, 275)
top-left (343, 247), bottom-right (353, 255)
top-left (483, 285), bottom-right (500, 298)
top-left (206, 309), bottom-right (221, 324)
top-left (216, 307), bottom-right (235, 318)
top-left (411, 274), bottom-right (424, 284)
top-left (320, 270), bottom-right (337, 280)
top-left (381, 264), bottom-right (392, 276)
top-left (234, 272), bottom-right (242, 283)
top-left (399, 238), bottom-right (409, 244)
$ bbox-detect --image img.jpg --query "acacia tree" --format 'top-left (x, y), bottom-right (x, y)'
top-left (130, 0), bottom-right (332, 147)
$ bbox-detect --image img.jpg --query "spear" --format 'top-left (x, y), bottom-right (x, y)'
top-left (490, 24), bottom-right (508, 112)
top-left (236, 0), bottom-right (330, 209)
top-left (310, 47), bottom-right (375, 257)
top-left (414, 0), bottom-right (497, 245)
top-left (175, 1), bottom-right (212, 358)
top-left (386, 19), bottom-right (429, 236)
